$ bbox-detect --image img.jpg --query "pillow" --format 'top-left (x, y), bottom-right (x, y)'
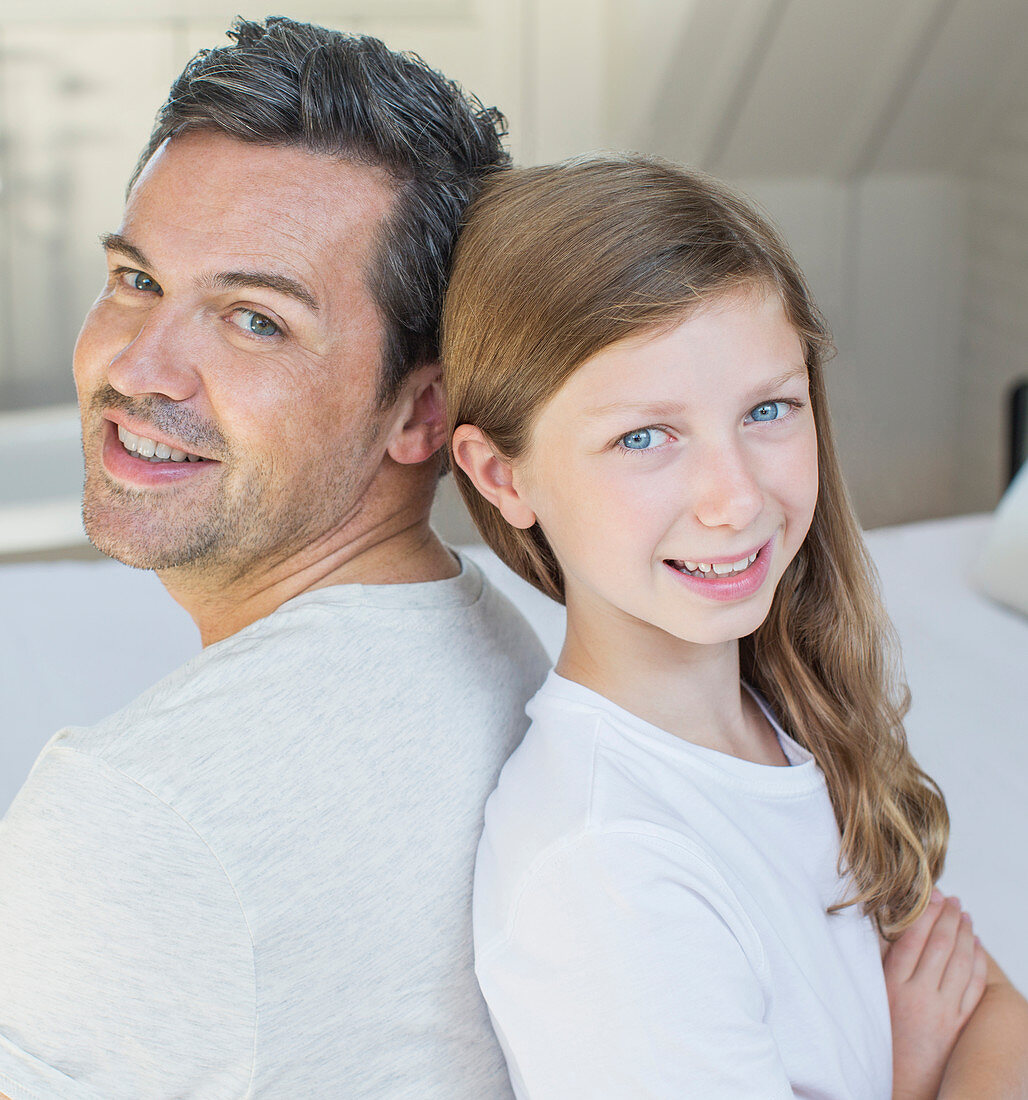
top-left (975, 461), bottom-right (1028, 616)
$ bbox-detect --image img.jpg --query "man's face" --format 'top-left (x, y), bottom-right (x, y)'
top-left (74, 130), bottom-right (398, 577)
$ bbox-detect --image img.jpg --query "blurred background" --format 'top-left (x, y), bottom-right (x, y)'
top-left (1, 0), bottom-right (1026, 553)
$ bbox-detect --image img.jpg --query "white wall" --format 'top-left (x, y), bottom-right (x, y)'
top-left (727, 174), bottom-right (967, 529)
top-left (0, 0), bottom-right (536, 413)
top-left (958, 76), bottom-right (1028, 512)
top-left (2, 0), bottom-right (1026, 544)
top-left (639, 0), bottom-right (1028, 527)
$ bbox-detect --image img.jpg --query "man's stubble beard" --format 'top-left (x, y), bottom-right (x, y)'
top-left (82, 422), bottom-right (377, 584)
top-left (82, 461), bottom-right (261, 576)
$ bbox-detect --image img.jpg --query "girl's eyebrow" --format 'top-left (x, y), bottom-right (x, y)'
top-left (582, 364), bottom-right (808, 422)
top-left (749, 365), bottom-right (808, 397)
top-left (581, 400), bottom-right (683, 422)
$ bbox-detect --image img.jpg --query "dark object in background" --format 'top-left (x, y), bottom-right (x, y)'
top-left (1009, 379), bottom-right (1027, 486)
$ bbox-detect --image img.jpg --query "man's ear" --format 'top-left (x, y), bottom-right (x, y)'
top-left (451, 424), bottom-right (537, 530)
top-left (386, 363), bottom-right (448, 465)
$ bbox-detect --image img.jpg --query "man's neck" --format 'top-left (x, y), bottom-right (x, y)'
top-left (158, 514), bottom-right (459, 648)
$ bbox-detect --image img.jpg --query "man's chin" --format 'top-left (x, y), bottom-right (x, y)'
top-left (83, 527), bottom-right (205, 571)
top-left (82, 498), bottom-right (219, 573)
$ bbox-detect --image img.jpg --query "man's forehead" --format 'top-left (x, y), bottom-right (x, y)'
top-left (120, 131), bottom-right (397, 301)
top-left (131, 134), bottom-right (393, 248)
top-left (135, 129), bottom-right (396, 208)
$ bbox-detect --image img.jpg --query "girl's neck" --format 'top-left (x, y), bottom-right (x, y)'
top-left (555, 608), bottom-right (789, 767)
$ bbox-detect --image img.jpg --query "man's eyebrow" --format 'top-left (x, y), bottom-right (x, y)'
top-left (99, 235), bottom-right (320, 313)
top-left (100, 232), bottom-right (151, 271)
top-left (207, 271), bottom-right (320, 312)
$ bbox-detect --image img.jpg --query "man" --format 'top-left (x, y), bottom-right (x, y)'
top-left (0, 17), bottom-right (547, 1098)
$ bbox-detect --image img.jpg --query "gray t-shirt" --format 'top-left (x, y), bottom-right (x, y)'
top-left (0, 554), bottom-right (548, 1099)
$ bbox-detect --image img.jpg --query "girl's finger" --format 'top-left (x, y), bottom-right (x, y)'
top-left (884, 889), bottom-right (945, 984)
top-left (958, 940), bottom-right (989, 1022)
top-left (913, 895), bottom-right (963, 984)
top-left (939, 910), bottom-right (976, 1000)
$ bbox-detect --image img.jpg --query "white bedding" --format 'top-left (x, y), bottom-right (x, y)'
top-left (1, 516), bottom-right (1025, 988)
top-left (863, 515), bottom-right (1028, 991)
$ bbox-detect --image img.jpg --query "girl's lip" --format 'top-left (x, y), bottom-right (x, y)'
top-left (663, 536), bottom-right (776, 602)
top-left (670, 542), bottom-right (766, 568)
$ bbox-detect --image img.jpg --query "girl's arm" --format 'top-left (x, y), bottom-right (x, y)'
top-left (937, 951), bottom-right (1028, 1099)
top-left (885, 891), bottom-right (987, 1100)
top-left (885, 892), bottom-right (1028, 1100)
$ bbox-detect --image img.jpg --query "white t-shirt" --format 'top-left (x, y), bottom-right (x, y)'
top-left (474, 672), bottom-right (892, 1099)
top-left (0, 555), bottom-right (549, 1099)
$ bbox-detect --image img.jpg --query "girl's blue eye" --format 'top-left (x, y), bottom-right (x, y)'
top-left (619, 427), bottom-right (670, 451)
top-left (747, 401), bottom-right (792, 423)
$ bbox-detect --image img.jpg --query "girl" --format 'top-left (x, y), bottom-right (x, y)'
top-left (443, 156), bottom-right (1027, 1097)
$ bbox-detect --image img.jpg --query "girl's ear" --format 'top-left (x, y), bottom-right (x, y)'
top-left (451, 425), bottom-right (537, 530)
top-left (386, 363), bottom-right (447, 465)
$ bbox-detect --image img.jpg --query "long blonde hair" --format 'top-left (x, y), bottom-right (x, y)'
top-left (442, 155), bottom-right (947, 936)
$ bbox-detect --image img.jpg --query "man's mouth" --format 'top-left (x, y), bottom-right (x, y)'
top-left (666, 550), bottom-right (760, 579)
top-left (117, 424), bottom-right (208, 464)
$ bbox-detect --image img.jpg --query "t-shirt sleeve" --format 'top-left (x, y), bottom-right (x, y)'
top-left (475, 829), bottom-right (795, 1099)
top-left (0, 746), bottom-right (256, 1100)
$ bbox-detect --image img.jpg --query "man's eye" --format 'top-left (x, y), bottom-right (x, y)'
top-left (618, 427), bottom-right (671, 452)
top-left (121, 270), bottom-right (161, 294)
top-left (746, 401), bottom-right (794, 423)
top-left (230, 309), bottom-right (280, 338)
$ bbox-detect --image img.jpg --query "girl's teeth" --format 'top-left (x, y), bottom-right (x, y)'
top-left (672, 551), bottom-right (759, 579)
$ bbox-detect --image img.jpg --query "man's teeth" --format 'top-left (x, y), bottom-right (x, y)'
top-left (672, 551), bottom-right (759, 578)
top-left (117, 425), bottom-right (204, 463)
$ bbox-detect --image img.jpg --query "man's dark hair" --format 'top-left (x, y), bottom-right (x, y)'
top-left (133, 15), bottom-right (510, 400)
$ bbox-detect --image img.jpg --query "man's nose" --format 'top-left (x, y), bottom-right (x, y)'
top-left (690, 440), bottom-right (764, 531)
top-left (104, 308), bottom-right (201, 404)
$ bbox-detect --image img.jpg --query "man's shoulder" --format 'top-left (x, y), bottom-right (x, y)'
top-left (54, 555), bottom-right (546, 819)
top-left (239, 550), bottom-right (546, 664)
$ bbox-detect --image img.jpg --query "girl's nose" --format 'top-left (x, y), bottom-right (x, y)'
top-left (691, 443), bottom-right (764, 531)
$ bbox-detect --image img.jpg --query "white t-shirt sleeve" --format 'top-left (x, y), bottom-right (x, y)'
top-left (476, 829), bottom-right (795, 1100)
top-left (0, 746), bottom-right (256, 1100)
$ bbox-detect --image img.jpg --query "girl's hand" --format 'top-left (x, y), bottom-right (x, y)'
top-left (885, 889), bottom-right (988, 1100)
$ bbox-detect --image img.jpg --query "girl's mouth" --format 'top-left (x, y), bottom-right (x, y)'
top-left (665, 550), bottom-right (759, 579)
top-left (662, 538), bottom-right (774, 602)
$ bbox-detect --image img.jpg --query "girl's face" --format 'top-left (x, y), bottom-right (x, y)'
top-left (511, 285), bottom-right (819, 650)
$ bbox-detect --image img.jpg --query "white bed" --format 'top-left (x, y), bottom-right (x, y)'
top-left (1, 515), bottom-right (1025, 989)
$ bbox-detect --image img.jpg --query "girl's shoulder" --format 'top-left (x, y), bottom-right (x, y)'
top-left (477, 675), bottom-right (754, 939)
top-left (475, 672), bottom-right (839, 960)
top-left (512, 672), bottom-right (823, 808)
top-left (475, 726), bottom-right (766, 975)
